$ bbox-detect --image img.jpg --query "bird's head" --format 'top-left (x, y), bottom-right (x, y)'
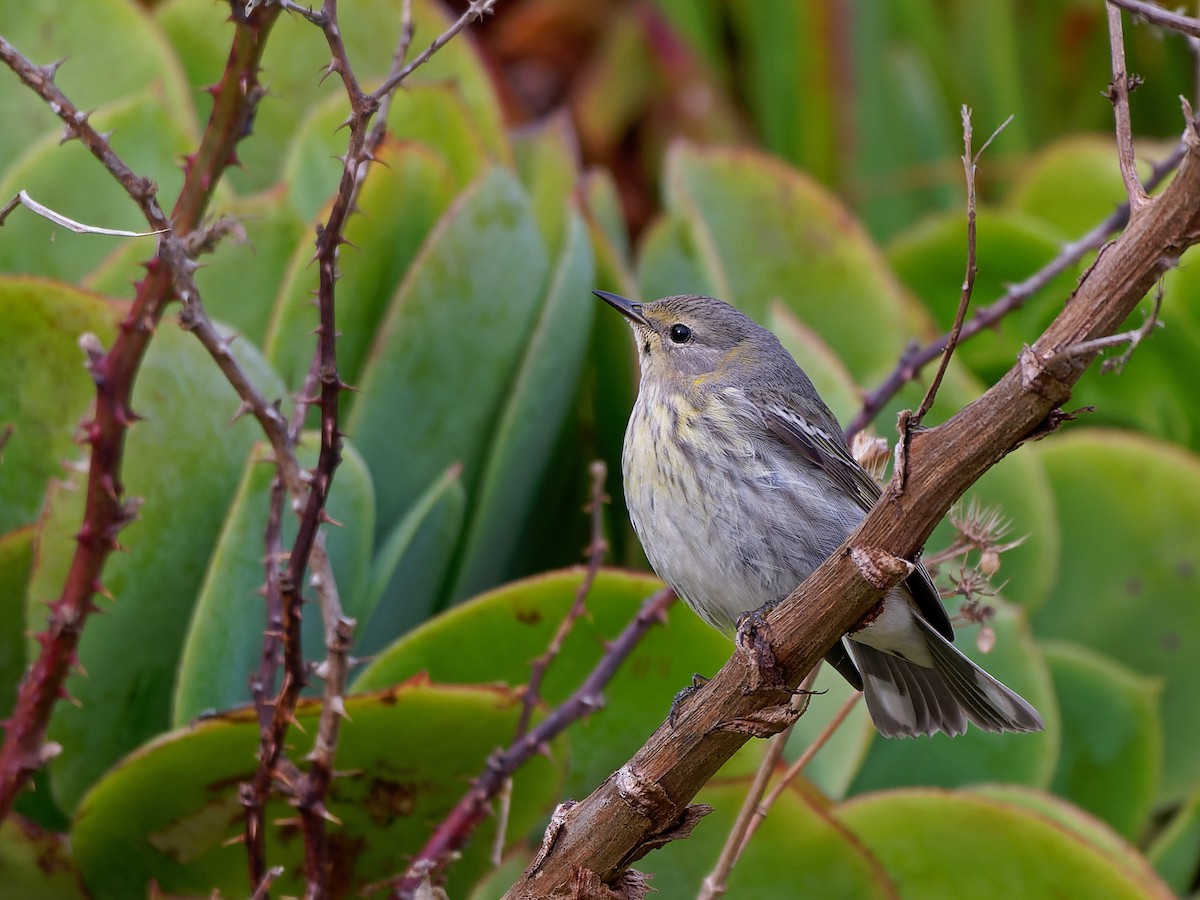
top-left (594, 291), bottom-right (774, 388)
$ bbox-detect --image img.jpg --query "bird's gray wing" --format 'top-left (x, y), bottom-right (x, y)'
top-left (761, 403), bottom-right (955, 642)
top-left (760, 404), bottom-right (882, 512)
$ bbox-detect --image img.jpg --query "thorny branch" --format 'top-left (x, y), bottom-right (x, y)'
top-left (0, 8), bottom-right (281, 820)
top-left (243, 1), bottom-right (499, 896)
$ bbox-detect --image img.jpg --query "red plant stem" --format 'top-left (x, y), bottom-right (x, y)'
top-left (0, 7), bottom-right (280, 822)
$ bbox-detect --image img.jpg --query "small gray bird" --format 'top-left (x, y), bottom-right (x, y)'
top-left (598, 290), bottom-right (1044, 738)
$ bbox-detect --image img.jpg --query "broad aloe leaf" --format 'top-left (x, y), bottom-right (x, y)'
top-left (346, 166), bottom-right (550, 543)
top-left (279, 83), bottom-right (496, 225)
top-left (1147, 783), bottom-right (1200, 895)
top-left (0, 0), bottom-right (194, 170)
top-left (850, 598), bottom-right (1057, 795)
top-left (357, 463), bottom-right (466, 656)
top-left (71, 681), bottom-right (564, 900)
top-left (448, 205), bottom-right (595, 601)
top-left (266, 141), bottom-right (459, 393)
top-left (838, 788), bottom-right (1173, 899)
top-left (352, 568), bottom-right (752, 796)
top-left (1041, 641), bottom-right (1162, 840)
top-left (0, 90), bottom-right (195, 283)
top-left (172, 438), bottom-right (374, 725)
top-left (1028, 430), bottom-right (1200, 804)
top-left (0, 279), bottom-right (116, 533)
top-left (644, 142), bottom-right (928, 387)
top-left (512, 112), bottom-right (582, 257)
top-left (0, 818), bottom-right (87, 900)
top-left (26, 323), bottom-right (284, 811)
top-left (157, 0), bottom-right (508, 195)
top-left (972, 784), bottom-right (1173, 894)
top-left (609, 778), bottom-right (897, 899)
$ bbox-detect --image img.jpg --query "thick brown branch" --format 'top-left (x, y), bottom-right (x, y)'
top-left (502, 111), bottom-right (1200, 900)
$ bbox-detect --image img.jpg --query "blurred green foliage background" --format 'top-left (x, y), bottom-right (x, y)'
top-left (1, 0), bottom-right (1198, 897)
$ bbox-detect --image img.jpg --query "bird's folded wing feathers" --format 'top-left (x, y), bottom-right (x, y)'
top-left (761, 403), bottom-right (955, 642)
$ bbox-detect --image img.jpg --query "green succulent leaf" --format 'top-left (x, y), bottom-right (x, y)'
top-left (357, 463), bottom-right (467, 656)
top-left (353, 568), bottom-right (752, 796)
top-left (0, 527), bottom-right (34, 722)
top-left (0, 818), bottom-right (88, 900)
top-left (0, 0), bottom-right (194, 172)
top-left (448, 204), bottom-right (595, 602)
top-left (1041, 640), bottom-right (1162, 839)
top-left (1146, 782), bottom-right (1200, 895)
top-left (1028, 430), bottom-right (1200, 804)
top-left (71, 682), bottom-right (563, 900)
top-left (172, 437), bottom-right (374, 725)
top-left (26, 322), bottom-right (284, 812)
top-left (346, 165), bottom-right (550, 544)
top-left (0, 278), bottom-right (116, 534)
top-left (837, 787), bottom-right (1173, 899)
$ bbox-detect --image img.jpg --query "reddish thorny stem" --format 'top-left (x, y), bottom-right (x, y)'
top-left (0, 5), bottom-right (281, 821)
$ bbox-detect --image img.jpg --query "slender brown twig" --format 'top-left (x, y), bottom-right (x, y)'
top-left (843, 138), bottom-right (1186, 440)
top-left (698, 667), bottom-right (821, 900)
top-left (751, 690), bottom-right (864, 826)
top-left (1108, 3), bottom-right (1151, 209)
top-left (911, 109), bottom-right (1012, 428)
top-left (1110, 0), bottom-right (1200, 39)
top-left (391, 587), bottom-right (678, 899)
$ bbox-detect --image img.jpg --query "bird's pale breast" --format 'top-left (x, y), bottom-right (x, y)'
top-left (623, 382), bottom-right (865, 634)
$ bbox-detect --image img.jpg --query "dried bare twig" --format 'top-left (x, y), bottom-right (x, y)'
top-left (1110, 0), bottom-right (1200, 40)
top-left (844, 140), bottom-right (1186, 440)
top-left (392, 587), bottom-right (678, 899)
top-left (0, 190), bottom-right (168, 236)
top-left (697, 667), bottom-right (821, 900)
top-left (1108, 3), bottom-right (1151, 209)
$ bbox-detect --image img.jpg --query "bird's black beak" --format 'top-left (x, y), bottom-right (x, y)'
top-left (593, 290), bottom-right (648, 326)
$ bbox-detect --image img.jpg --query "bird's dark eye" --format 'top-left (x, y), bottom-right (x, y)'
top-left (669, 323), bottom-right (691, 344)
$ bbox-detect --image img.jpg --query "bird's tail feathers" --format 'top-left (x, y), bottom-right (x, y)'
top-left (848, 618), bottom-right (1044, 738)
